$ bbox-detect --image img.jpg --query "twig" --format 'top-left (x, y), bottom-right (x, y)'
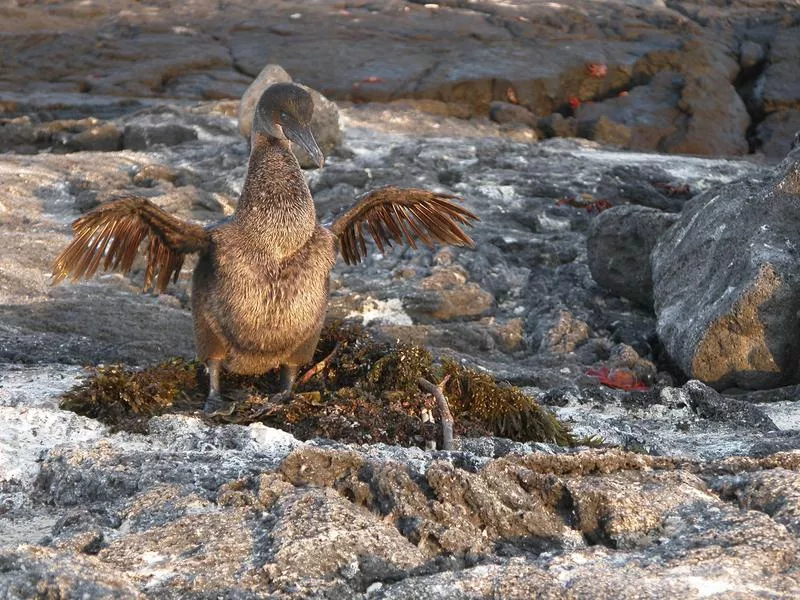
top-left (418, 374), bottom-right (454, 451)
top-left (420, 400), bottom-right (436, 451)
top-left (298, 342), bottom-right (341, 385)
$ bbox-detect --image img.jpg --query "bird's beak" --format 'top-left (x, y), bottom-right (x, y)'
top-left (283, 118), bottom-right (325, 168)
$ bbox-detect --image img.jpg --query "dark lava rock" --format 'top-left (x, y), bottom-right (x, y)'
top-left (747, 431), bottom-right (800, 458)
top-left (758, 110), bottom-right (800, 160)
top-left (682, 380), bottom-right (777, 432)
top-left (577, 115), bottom-right (632, 148)
top-left (403, 265), bottom-right (495, 322)
top-left (761, 26), bottom-right (800, 114)
top-left (3, 97), bottom-right (800, 595)
top-left (711, 468), bottom-right (800, 534)
top-left (123, 123), bottom-right (198, 150)
top-left (652, 147), bottom-right (800, 389)
top-left (576, 64), bottom-right (750, 156)
top-left (587, 205), bottom-right (679, 308)
top-left (0, 117), bottom-right (123, 154)
top-left (574, 71), bottom-right (684, 152)
top-left (667, 72), bottom-right (749, 157)
top-left (739, 40), bottom-right (765, 70)
top-left (489, 101), bottom-right (536, 126)
top-left (9, 429), bottom-right (800, 598)
top-left (538, 113), bottom-right (578, 139)
top-left (55, 123), bottom-right (122, 153)
top-left (0, 546), bottom-right (140, 599)
top-left (594, 164), bottom-right (691, 212)
top-left (3, 1), bottom-right (800, 157)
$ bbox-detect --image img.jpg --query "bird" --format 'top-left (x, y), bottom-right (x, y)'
top-left (51, 82), bottom-right (478, 415)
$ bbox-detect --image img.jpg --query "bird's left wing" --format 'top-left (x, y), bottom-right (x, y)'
top-left (330, 186), bottom-right (478, 265)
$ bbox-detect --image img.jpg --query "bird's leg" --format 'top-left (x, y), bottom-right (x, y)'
top-left (272, 364), bottom-right (297, 404)
top-left (203, 358), bottom-right (235, 415)
top-left (280, 364), bottom-right (297, 393)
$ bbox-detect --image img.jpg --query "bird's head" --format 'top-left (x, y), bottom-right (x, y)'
top-left (252, 82), bottom-right (324, 168)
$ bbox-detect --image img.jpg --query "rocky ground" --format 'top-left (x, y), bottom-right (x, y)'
top-left (2, 0), bottom-right (800, 159)
top-left (3, 0), bottom-right (800, 598)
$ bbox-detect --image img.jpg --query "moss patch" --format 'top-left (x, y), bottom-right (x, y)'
top-left (61, 321), bottom-right (574, 446)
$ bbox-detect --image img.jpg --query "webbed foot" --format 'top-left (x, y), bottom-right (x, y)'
top-left (203, 392), bottom-right (235, 416)
top-left (270, 390), bottom-right (294, 405)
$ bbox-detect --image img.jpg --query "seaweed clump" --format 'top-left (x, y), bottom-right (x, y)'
top-left (442, 360), bottom-right (573, 446)
top-left (61, 358), bottom-right (199, 433)
top-left (60, 321), bottom-right (573, 446)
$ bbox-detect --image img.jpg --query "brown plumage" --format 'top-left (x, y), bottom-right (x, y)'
top-left (51, 82), bottom-right (478, 414)
top-left (332, 187), bottom-right (476, 265)
top-left (51, 197), bottom-right (209, 294)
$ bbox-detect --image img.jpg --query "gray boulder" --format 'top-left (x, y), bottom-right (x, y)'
top-left (488, 101), bottom-right (536, 126)
top-left (757, 110), bottom-right (800, 160)
top-left (236, 64), bottom-right (292, 136)
top-left (652, 147), bottom-right (800, 389)
top-left (578, 115), bottom-right (632, 148)
top-left (237, 63), bottom-right (342, 168)
top-left (588, 205), bottom-right (679, 307)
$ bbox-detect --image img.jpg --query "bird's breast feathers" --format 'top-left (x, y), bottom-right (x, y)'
top-left (207, 225), bottom-right (335, 351)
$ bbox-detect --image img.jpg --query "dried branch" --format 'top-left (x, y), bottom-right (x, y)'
top-left (298, 342), bottom-right (342, 386)
top-left (418, 374), bottom-right (454, 451)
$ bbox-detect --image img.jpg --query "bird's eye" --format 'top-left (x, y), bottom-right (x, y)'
top-left (280, 111), bottom-right (289, 120)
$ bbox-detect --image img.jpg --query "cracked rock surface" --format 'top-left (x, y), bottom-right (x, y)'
top-left (2, 92), bottom-right (800, 598)
top-left (2, 0), bottom-right (800, 159)
top-left (3, 1), bottom-right (800, 597)
top-left (4, 418), bottom-right (800, 598)
top-left (653, 147), bottom-right (800, 390)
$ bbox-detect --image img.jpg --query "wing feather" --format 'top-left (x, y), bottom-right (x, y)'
top-left (330, 186), bottom-right (478, 265)
top-left (52, 196), bottom-right (211, 293)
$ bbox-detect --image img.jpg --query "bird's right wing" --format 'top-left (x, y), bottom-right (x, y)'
top-left (330, 186), bottom-right (478, 265)
top-left (51, 196), bottom-right (211, 293)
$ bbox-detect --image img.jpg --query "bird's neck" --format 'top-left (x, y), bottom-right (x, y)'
top-left (233, 134), bottom-right (317, 259)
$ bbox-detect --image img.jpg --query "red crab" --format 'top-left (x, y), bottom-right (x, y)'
top-left (506, 87), bottom-right (519, 104)
top-left (556, 196), bottom-right (612, 214)
top-left (585, 199), bottom-right (612, 214)
top-left (585, 62), bottom-right (608, 78)
top-left (586, 367), bottom-right (649, 392)
top-left (654, 182), bottom-right (691, 197)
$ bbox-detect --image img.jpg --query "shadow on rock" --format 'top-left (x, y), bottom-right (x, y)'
top-left (0, 285), bottom-right (194, 366)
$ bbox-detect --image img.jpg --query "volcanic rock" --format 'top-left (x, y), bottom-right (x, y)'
top-left (588, 205), bottom-right (679, 307)
top-left (652, 147), bottom-right (800, 389)
top-left (667, 72), bottom-right (750, 157)
top-left (123, 123), bottom-right (198, 150)
top-left (5, 2), bottom-right (800, 591)
top-left (488, 101), bottom-right (536, 127)
top-left (538, 113), bottom-right (579, 139)
top-left (574, 71), bottom-right (684, 152)
top-left (3, 1), bottom-right (800, 155)
top-left (5, 419), bottom-right (800, 597)
top-left (578, 115), bottom-right (632, 148)
top-left (761, 26), bottom-right (800, 114)
top-left (758, 110), bottom-right (800, 159)
top-left (739, 40), bottom-right (765, 70)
